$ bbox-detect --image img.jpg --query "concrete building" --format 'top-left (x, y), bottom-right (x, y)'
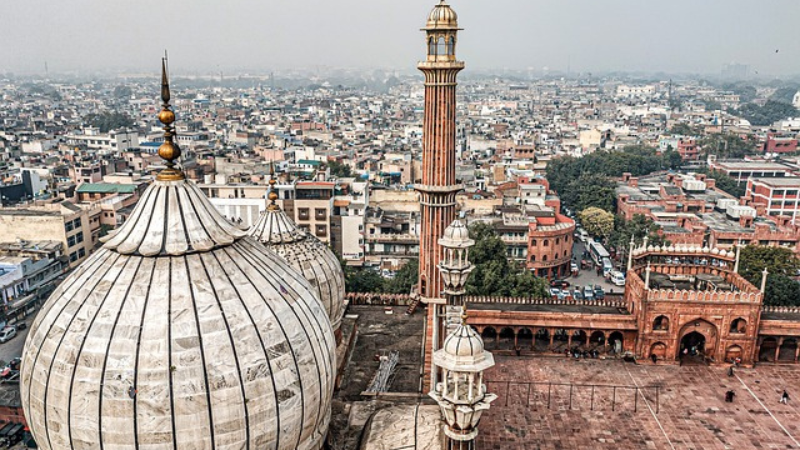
top-left (746, 178), bottom-right (800, 223)
top-left (0, 202), bottom-right (95, 267)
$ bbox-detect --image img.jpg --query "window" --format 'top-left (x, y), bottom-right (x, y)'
top-left (76, 232), bottom-right (84, 244)
top-left (436, 37), bottom-right (446, 56)
top-left (315, 208), bottom-right (327, 220)
top-left (67, 236), bottom-right (76, 247)
top-left (69, 252), bottom-right (78, 262)
top-left (530, 255), bottom-right (536, 262)
top-left (543, 255), bottom-right (548, 262)
top-left (78, 248), bottom-right (86, 258)
top-left (543, 239), bottom-right (549, 247)
top-left (531, 239), bottom-right (537, 246)
top-left (556, 238), bottom-right (560, 245)
top-left (316, 225), bottom-right (327, 237)
top-left (65, 221), bottom-right (74, 232)
top-left (298, 208), bottom-right (310, 221)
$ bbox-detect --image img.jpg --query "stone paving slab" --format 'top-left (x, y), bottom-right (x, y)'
top-left (477, 356), bottom-right (800, 450)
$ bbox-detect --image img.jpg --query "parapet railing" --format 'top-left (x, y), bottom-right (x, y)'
top-left (761, 305), bottom-right (800, 314)
top-left (345, 292), bottom-right (627, 308)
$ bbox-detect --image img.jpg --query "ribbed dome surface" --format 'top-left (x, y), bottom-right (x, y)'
top-left (21, 178), bottom-right (336, 450)
top-left (443, 324), bottom-right (484, 357)
top-left (425, 0), bottom-right (459, 29)
top-left (249, 207), bottom-right (346, 332)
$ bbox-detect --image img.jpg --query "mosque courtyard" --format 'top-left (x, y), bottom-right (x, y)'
top-left (479, 356), bottom-right (800, 450)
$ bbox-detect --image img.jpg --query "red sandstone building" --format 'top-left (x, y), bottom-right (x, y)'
top-left (616, 172), bottom-right (800, 253)
top-left (464, 244), bottom-right (800, 366)
top-left (745, 177), bottom-right (800, 224)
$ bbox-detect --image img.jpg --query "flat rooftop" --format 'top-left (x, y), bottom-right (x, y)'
top-left (478, 356), bottom-right (800, 450)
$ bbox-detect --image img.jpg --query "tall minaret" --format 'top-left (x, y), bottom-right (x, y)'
top-left (417, 0), bottom-right (464, 390)
top-left (417, 1), bottom-right (463, 302)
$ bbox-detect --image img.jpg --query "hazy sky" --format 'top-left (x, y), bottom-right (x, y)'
top-left (3, 0), bottom-right (799, 76)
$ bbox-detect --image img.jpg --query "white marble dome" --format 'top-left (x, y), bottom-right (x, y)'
top-left (20, 177), bottom-right (336, 450)
top-left (248, 201), bottom-right (346, 333)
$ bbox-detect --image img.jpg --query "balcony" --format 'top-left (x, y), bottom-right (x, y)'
top-left (366, 234), bottom-right (419, 245)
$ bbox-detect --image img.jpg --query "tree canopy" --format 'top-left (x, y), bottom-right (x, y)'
top-left (83, 111), bottom-right (135, 132)
top-left (692, 167), bottom-right (746, 198)
top-left (608, 214), bottom-right (667, 256)
top-left (466, 222), bottom-right (549, 298)
top-left (736, 100), bottom-right (799, 127)
top-left (327, 160), bottom-right (353, 178)
top-left (579, 207), bottom-right (614, 241)
top-left (546, 145), bottom-right (681, 212)
top-left (698, 134), bottom-right (759, 159)
top-left (738, 245), bottom-right (800, 306)
top-left (669, 122), bottom-right (699, 136)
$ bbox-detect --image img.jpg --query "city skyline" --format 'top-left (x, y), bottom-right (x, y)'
top-left (2, 0), bottom-right (800, 77)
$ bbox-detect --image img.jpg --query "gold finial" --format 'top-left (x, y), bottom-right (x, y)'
top-left (267, 161), bottom-right (279, 210)
top-left (157, 55), bottom-right (184, 181)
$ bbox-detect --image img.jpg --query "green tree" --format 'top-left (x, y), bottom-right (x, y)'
top-left (608, 214), bottom-right (668, 265)
top-left (83, 111), bottom-right (135, 132)
top-left (693, 168), bottom-right (746, 198)
top-left (738, 245), bottom-right (800, 285)
top-left (344, 267), bottom-right (385, 293)
top-left (465, 222), bottom-right (549, 298)
top-left (669, 122), bottom-right (697, 136)
top-left (328, 160), bottom-right (353, 178)
top-left (736, 100), bottom-right (799, 127)
top-left (579, 207), bottom-right (614, 241)
top-left (385, 259), bottom-right (419, 294)
top-left (738, 245), bottom-right (800, 306)
top-left (698, 134), bottom-right (758, 159)
top-left (546, 145), bottom-right (679, 212)
top-left (764, 274), bottom-right (800, 307)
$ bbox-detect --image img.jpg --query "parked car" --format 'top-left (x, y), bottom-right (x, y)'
top-left (0, 327), bottom-right (16, 343)
top-left (550, 279), bottom-right (571, 289)
top-left (572, 289), bottom-right (584, 300)
top-left (15, 322), bottom-right (26, 331)
top-left (570, 261), bottom-right (579, 274)
top-left (610, 270), bottom-right (626, 286)
top-left (583, 285), bottom-right (595, 300)
top-left (549, 288), bottom-right (561, 298)
top-left (557, 290), bottom-right (570, 301)
top-left (594, 285), bottom-right (605, 300)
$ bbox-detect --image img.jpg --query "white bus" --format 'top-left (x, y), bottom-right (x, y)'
top-left (587, 240), bottom-right (611, 267)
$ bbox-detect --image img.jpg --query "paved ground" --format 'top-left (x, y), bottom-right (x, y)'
top-left (569, 241), bottom-right (621, 295)
top-left (0, 320), bottom-right (30, 366)
top-left (478, 356), bottom-right (800, 450)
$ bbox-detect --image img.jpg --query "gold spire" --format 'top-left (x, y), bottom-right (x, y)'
top-left (157, 56), bottom-right (184, 181)
top-left (267, 161), bottom-right (279, 210)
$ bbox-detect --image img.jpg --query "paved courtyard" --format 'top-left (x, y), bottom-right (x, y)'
top-left (478, 356), bottom-right (800, 450)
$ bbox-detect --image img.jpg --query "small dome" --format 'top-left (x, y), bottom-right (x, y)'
top-left (424, 0), bottom-right (459, 30)
top-left (249, 204), bottom-right (346, 332)
top-left (443, 323), bottom-right (484, 357)
top-left (438, 220), bottom-right (474, 249)
top-left (712, 248), bottom-right (720, 255)
top-left (703, 246), bottom-right (710, 253)
top-left (433, 323), bottom-right (494, 372)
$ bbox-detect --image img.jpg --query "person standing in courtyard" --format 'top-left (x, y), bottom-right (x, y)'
top-left (780, 390), bottom-right (790, 404)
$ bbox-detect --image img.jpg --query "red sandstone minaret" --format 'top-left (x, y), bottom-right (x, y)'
top-left (417, 0), bottom-right (464, 303)
top-left (417, 0), bottom-right (464, 391)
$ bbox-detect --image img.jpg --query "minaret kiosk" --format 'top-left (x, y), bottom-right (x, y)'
top-left (416, 0), bottom-right (465, 390)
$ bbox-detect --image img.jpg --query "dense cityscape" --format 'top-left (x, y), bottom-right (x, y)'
top-left (1, 1), bottom-right (800, 449)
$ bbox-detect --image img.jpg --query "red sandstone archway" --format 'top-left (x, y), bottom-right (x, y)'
top-left (725, 345), bottom-right (743, 363)
top-left (759, 337), bottom-right (778, 362)
top-left (677, 319), bottom-right (718, 362)
top-left (650, 342), bottom-right (667, 359)
top-left (779, 339), bottom-right (798, 362)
